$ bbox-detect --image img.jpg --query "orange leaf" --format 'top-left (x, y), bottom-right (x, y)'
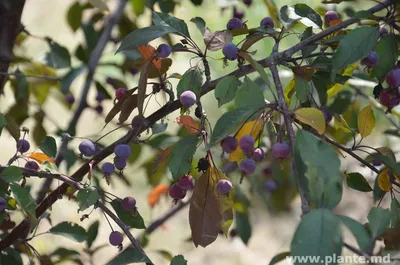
top-left (329, 19), bottom-right (342, 27)
top-left (138, 45), bottom-right (161, 70)
top-left (175, 115), bottom-right (200, 134)
top-left (27, 152), bottom-right (55, 164)
top-left (147, 184), bottom-right (169, 208)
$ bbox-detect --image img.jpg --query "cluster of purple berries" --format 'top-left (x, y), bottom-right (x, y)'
top-left (168, 175), bottom-right (195, 200)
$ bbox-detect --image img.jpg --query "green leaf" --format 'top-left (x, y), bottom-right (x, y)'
top-left (235, 77), bottom-right (265, 108)
top-left (294, 130), bottom-right (342, 209)
top-left (168, 135), bottom-right (198, 180)
top-left (209, 107), bottom-right (261, 147)
top-left (39, 136), bottom-right (57, 159)
top-left (391, 198), bottom-right (400, 228)
top-left (240, 53), bottom-right (272, 90)
top-left (45, 41), bottom-right (71, 69)
top-left (110, 199), bottom-right (146, 229)
top-left (332, 26), bottom-right (379, 73)
top-left (190, 17), bottom-right (206, 35)
top-left (131, 0), bottom-right (144, 16)
top-left (152, 12), bottom-right (190, 38)
top-left (236, 212), bottom-right (252, 245)
top-left (170, 255), bottom-right (187, 265)
top-left (117, 26), bottom-right (177, 53)
top-left (373, 176), bottom-right (386, 202)
top-left (86, 220), bottom-right (100, 248)
top-left (10, 183), bottom-right (37, 227)
top-left (0, 166), bottom-right (23, 182)
top-left (15, 70), bottom-right (28, 99)
top-left (4, 113), bottom-right (20, 141)
top-left (214, 76), bottom-right (238, 107)
top-left (367, 207), bottom-right (391, 239)
top-left (372, 34), bottom-right (399, 79)
top-left (49, 222), bottom-right (87, 242)
top-left (76, 187), bottom-right (99, 212)
top-left (269, 252), bottom-right (290, 265)
top-left (338, 215), bottom-right (372, 252)
top-left (0, 113), bottom-right (6, 136)
top-left (0, 247), bottom-right (23, 265)
top-left (52, 247), bottom-right (80, 258)
top-left (346, 173), bottom-right (372, 192)
top-left (294, 4), bottom-right (322, 28)
top-left (294, 75), bottom-right (309, 103)
top-left (61, 67), bottom-right (85, 94)
top-left (176, 68), bottom-right (203, 97)
top-left (67, 2), bottom-right (83, 32)
top-left (291, 209), bottom-right (342, 265)
top-left (107, 247), bottom-right (152, 265)
top-left (301, 27), bottom-right (318, 57)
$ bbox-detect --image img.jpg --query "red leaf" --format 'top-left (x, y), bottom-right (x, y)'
top-left (175, 115), bottom-right (200, 134)
top-left (138, 45), bottom-right (162, 70)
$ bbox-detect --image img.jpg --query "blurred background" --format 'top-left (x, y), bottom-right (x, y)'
top-left (0, 0), bottom-right (398, 264)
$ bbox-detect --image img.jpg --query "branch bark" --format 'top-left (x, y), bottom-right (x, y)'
top-left (0, 0), bottom-right (26, 94)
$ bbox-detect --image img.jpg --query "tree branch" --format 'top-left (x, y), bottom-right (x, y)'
top-left (0, 0), bottom-right (26, 94)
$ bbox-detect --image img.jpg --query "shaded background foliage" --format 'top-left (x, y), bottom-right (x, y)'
top-left (0, 0), bottom-right (399, 264)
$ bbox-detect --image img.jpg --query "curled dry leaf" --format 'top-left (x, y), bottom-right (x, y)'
top-left (203, 28), bottom-right (233, 52)
top-left (138, 45), bottom-right (162, 70)
top-left (175, 115), bottom-right (200, 134)
top-left (27, 152), bottom-right (55, 164)
top-left (147, 184), bottom-right (170, 208)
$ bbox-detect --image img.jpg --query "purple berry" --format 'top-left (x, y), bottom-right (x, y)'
top-left (233, 8), bottom-right (244, 20)
top-left (260, 17), bottom-right (274, 27)
top-left (263, 165), bottom-right (272, 176)
top-left (239, 135), bottom-right (255, 153)
top-left (25, 161), bottom-right (39, 171)
top-left (222, 161), bottom-right (238, 174)
top-left (239, 158), bottom-right (256, 174)
top-left (114, 158), bottom-right (127, 170)
top-left (252, 148), bottom-right (265, 162)
top-left (361, 51), bottom-right (379, 67)
top-left (243, 0), bottom-right (252, 6)
top-left (220, 136), bottom-right (238, 153)
top-left (272, 141), bottom-right (290, 159)
top-left (94, 104), bottom-right (103, 114)
top-left (106, 77), bottom-right (117, 87)
top-left (321, 107), bottom-right (333, 123)
top-left (16, 139), bottom-right (30, 153)
top-left (169, 184), bottom-right (186, 199)
top-left (115, 88), bottom-right (127, 100)
top-left (109, 231), bottom-right (123, 246)
top-left (114, 144), bottom-right (131, 159)
top-left (0, 197), bottom-right (6, 212)
top-left (379, 88), bottom-right (400, 108)
top-left (65, 94), bottom-right (75, 104)
top-left (177, 175), bottom-right (195, 191)
top-left (372, 157), bottom-right (382, 166)
top-left (180, 90), bottom-right (197, 108)
top-left (226, 18), bottom-right (243, 30)
top-left (264, 179), bottom-right (278, 192)
top-left (157, 44), bottom-right (172, 58)
top-left (217, 179), bottom-right (233, 195)
top-left (101, 162), bottom-right (115, 175)
top-left (386, 69), bottom-right (400, 88)
top-left (95, 92), bottom-right (106, 102)
top-left (129, 67), bottom-right (139, 75)
top-left (222, 43), bottom-right (239, 61)
top-left (324, 10), bottom-right (339, 25)
top-left (122, 197), bottom-right (136, 211)
top-left (79, 140), bottom-right (96, 157)
top-left (379, 27), bottom-right (388, 37)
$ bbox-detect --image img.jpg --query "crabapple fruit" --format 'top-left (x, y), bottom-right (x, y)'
top-left (239, 158), bottom-right (256, 174)
top-left (101, 162), bottom-right (115, 175)
top-left (272, 141), bottom-right (290, 158)
top-left (361, 51), bottom-right (379, 67)
top-left (220, 136), bottom-right (238, 153)
top-left (324, 10), bottom-right (339, 25)
top-left (226, 18), bottom-right (243, 30)
top-left (265, 179), bottom-right (278, 192)
top-left (178, 175), bottom-right (195, 191)
top-left (157, 44), bottom-right (172, 58)
top-left (239, 134), bottom-right (255, 153)
top-left (180, 90), bottom-right (197, 108)
top-left (222, 43), bottom-right (239, 61)
top-left (386, 68), bottom-right (400, 88)
top-left (115, 88), bottom-right (127, 100)
top-left (25, 161), bottom-right (39, 171)
top-left (114, 158), bottom-right (127, 170)
top-left (252, 148), bottom-right (265, 162)
top-left (233, 8), bottom-right (244, 20)
top-left (379, 88), bottom-right (400, 108)
top-left (79, 140), bottom-right (96, 157)
top-left (260, 17), bottom-right (274, 27)
top-left (109, 231), bottom-right (123, 246)
top-left (16, 139), bottom-right (30, 153)
top-left (122, 197), bottom-right (136, 211)
top-left (169, 184), bottom-right (186, 199)
top-left (114, 144), bottom-right (131, 159)
top-left (65, 94), bottom-right (75, 104)
top-left (217, 179), bottom-right (233, 195)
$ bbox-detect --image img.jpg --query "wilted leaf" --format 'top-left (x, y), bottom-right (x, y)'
top-left (49, 222), bottom-right (86, 242)
top-left (203, 28), bottom-right (232, 51)
top-left (168, 135), bottom-right (198, 180)
top-left (175, 115), bottom-right (199, 134)
top-left (189, 166), bottom-right (233, 247)
top-left (229, 119), bottom-right (263, 162)
top-left (357, 105), bottom-right (375, 138)
top-left (294, 108), bottom-right (326, 134)
top-left (137, 57), bottom-right (153, 117)
top-left (382, 228), bottom-right (400, 250)
top-left (27, 152), bottom-right (55, 164)
top-left (147, 184), bottom-right (169, 208)
top-left (119, 94), bottom-right (138, 123)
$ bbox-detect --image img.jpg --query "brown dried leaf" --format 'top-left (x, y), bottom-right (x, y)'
top-left (203, 28), bottom-right (233, 52)
top-left (104, 87), bottom-right (137, 124)
top-left (382, 228), bottom-right (400, 250)
top-left (241, 35), bottom-right (265, 52)
top-left (137, 57), bottom-right (153, 117)
top-left (147, 184), bottom-right (169, 208)
top-left (175, 115), bottom-right (200, 134)
top-left (189, 166), bottom-right (234, 247)
top-left (148, 58), bottom-right (173, 79)
top-left (118, 94), bottom-right (138, 123)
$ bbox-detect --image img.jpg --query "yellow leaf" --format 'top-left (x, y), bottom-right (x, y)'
top-left (333, 114), bottom-right (351, 133)
top-left (284, 78), bottom-right (295, 104)
top-left (294, 108), bottom-right (326, 134)
top-left (378, 169), bottom-right (391, 192)
top-left (358, 105), bottom-right (375, 138)
top-left (229, 119), bottom-right (263, 162)
top-left (327, 62), bottom-right (358, 99)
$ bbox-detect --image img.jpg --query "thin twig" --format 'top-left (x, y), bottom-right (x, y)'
top-left (0, 71), bottom-right (59, 81)
top-left (146, 200), bottom-right (189, 234)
